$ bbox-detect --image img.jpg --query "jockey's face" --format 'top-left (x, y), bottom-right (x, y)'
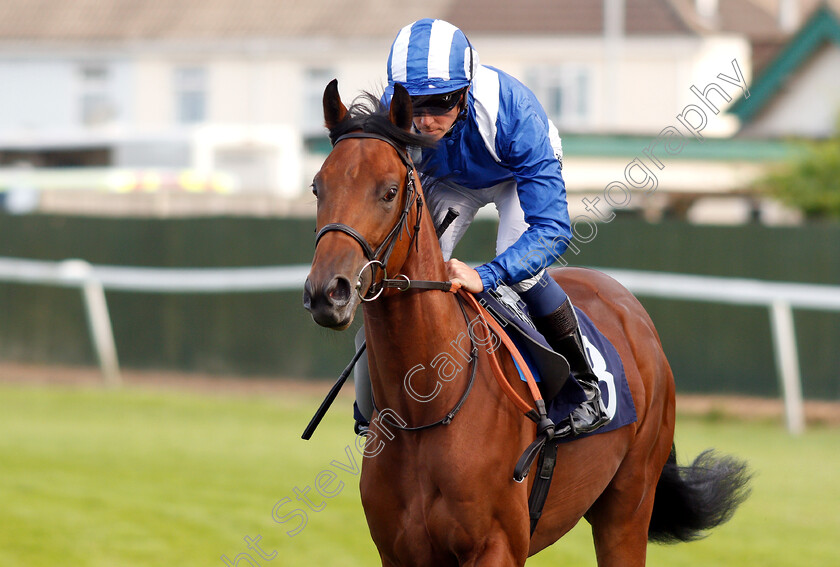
top-left (412, 96), bottom-right (463, 142)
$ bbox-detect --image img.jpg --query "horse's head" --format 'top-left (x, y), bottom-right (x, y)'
top-left (303, 80), bottom-right (432, 329)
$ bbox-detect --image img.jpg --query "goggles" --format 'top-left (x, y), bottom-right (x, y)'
top-left (410, 88), bottom-right (467, 116)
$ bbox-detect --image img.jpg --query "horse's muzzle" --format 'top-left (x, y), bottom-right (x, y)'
top-left (303, 274), bottom-right (357, 329)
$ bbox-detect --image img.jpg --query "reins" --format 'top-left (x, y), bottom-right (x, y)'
top-left (320, 131), bottom-right (551, 428)
top-left (308, 130), bottom-right (554, 435)
top-left (304, 129), bottom-right (558, 534)
top-left (457, 291), bottom-right (546, 421)
top-left (371, 294), bottom-right (479, 432)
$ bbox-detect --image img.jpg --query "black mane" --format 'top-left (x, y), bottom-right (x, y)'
top-left (327, 92), bottom-right (436, 150)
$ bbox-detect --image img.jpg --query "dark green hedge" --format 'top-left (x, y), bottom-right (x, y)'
top-left (1, 214), bottom-right (837, 399)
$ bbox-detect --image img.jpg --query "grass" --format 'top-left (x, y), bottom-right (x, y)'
top-left (0, 382), bottom-right (838, 566)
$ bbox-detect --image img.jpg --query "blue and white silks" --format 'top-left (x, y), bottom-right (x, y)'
top-left (383, 19), bottom-right (572, 291)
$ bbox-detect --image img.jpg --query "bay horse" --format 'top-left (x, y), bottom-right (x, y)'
top-left (303, 80), bottom-right (750, 566)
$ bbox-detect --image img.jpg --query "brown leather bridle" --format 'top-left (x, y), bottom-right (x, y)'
top-left (313, 132), bottom-right (423, 301)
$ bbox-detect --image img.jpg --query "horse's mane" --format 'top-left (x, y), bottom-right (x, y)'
top-left (327, 92), bottom-right (436, 150)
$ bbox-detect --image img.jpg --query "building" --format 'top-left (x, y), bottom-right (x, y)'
top-left (731, 3), bottom-right (840, 138)
top-left (0, 1), bottom-right (821, 218)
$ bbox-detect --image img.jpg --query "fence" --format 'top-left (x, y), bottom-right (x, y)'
top-left (2, 256), bottom-right (839, 434)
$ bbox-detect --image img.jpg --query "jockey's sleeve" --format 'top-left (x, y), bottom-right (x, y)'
top-left (474, 96), bottom-right (572, 291)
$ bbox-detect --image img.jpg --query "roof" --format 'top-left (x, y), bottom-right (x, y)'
top-left (729, 3), bottom-right (840, 123)
top-left (449, 0), bottom-right (696, 35)
top-left (0, 0), bottom-right (817, 70)
top-left (668, 0), bottom-right (785, 37)
top-left (0, 0), bottom-right (711, 42)
top-left (15, 1), bottom-right (840, 43)
top-left (16, 1), bottom-right (840, 44)
top-left (717, 0), bottom-right (789, 37)
top-left (0, 0), bottom-right (454, 41)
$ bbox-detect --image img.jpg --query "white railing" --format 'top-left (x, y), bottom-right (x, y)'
top-left (1, 257), bottom-right (838, 434)
top-left (0, 257), bottom-right (309, 388)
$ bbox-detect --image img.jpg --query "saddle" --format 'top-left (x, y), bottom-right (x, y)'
top-left (476, 285), bottom-right (581, 402)
top-left (476, 285), bottom-right (636, 441)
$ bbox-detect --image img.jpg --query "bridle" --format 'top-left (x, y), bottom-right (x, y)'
top-left (314, 132), bottom-right (424, 302)
top-left (311, 130), bottom-right (479, 432)
top-left (307, 130), bottom-right (557, 497)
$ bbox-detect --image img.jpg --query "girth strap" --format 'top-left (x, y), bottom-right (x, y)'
top-left (527, 438), bottom-right (559, 534)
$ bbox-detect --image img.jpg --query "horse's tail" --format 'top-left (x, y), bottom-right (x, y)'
top-left (648, 445), bottom-right (752, 544)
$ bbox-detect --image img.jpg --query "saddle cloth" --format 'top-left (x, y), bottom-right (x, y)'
top-left (476, 288), bottom-right (637, 442)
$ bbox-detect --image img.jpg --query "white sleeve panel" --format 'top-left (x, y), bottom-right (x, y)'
top-left (471, 66), bottom-right (501, 163)
top-left (547, 119), bottom-right (563, 168)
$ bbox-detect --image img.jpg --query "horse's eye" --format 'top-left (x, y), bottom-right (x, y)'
top-left (383, 186), bottom-right (398, 202)
top-left (310, 184), bottom-right (318, 198)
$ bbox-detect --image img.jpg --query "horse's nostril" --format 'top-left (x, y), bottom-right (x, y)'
top-left (327, 276), bottom-right (352, 305)
top-left (302, 278), bottom-right (313, 310)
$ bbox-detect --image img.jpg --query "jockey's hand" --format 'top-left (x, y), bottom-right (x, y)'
top-left (446, 258), bottom-right (484, 293)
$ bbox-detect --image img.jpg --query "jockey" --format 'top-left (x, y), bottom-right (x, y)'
top-left (355, 18), bottom-right (610, 436)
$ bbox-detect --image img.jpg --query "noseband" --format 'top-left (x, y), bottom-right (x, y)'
top-left (314, 132), bottom-right (423, 301)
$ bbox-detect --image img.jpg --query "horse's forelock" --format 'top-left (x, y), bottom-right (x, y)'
top-left (327, 91), bottom-right (435, 150)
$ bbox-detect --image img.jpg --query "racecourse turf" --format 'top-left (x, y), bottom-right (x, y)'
top-left (0, 380), bottom-right (838, 566)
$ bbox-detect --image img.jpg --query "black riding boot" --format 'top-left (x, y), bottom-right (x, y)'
top-left (533, 298), bottom-right (611, 437)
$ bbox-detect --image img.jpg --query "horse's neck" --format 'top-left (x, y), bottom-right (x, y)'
top-left (362, 215), bottom-right (469, 423)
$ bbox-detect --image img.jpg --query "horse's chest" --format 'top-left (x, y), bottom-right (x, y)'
top-left (361, 457), bottom-right (499, 561)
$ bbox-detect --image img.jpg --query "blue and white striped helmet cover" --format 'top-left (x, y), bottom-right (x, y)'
top-left (386, 19), bottom-right (478, 96)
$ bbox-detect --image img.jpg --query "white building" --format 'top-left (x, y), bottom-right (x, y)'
top-left (0, 0), bottom-right (821, 214)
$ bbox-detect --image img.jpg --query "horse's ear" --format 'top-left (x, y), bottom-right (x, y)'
top-left (389, 83), bottom-right (413, 132)
top-left (323, 79), bottom-right (348, 130)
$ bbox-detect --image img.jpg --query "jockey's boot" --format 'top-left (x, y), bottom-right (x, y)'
top-left (533, 298), bottom-right (611, 437)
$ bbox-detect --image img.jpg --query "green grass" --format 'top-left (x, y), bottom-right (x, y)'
top-left (0, 383), bottom-right (838, 566)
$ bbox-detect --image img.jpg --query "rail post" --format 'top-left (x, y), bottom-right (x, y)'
top-left (769, 300), bottom-right (804, 435)
top-left (59, 260), bottom-right (122, 387)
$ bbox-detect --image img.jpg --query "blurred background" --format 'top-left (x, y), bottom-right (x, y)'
top-left (1, 0), bottom-right (839, 399)
top-left (1, 2), bottom-right (840, 566)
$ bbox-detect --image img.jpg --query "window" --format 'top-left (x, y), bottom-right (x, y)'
top-left (303, 68), bottom-right (335, 135)
top-left (175, 67), bottom-right (207, 124)
top-left (526, 66), bottom-right (590, 130)
top-left (79, 64), bottom-right (116, 126)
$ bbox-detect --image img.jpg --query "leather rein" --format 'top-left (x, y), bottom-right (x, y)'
top-left (313, 131), bottom-right (549, 434)
top-left (309, 130), bottom-right (560, 536)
